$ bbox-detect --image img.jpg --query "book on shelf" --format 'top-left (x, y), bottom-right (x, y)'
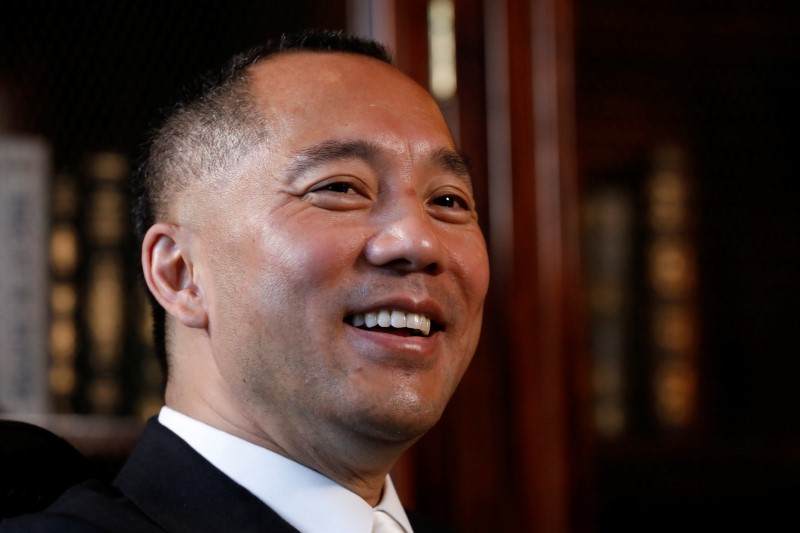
top-left (80, 152), bottom-right (130, 415)
top-left (76, 151), bottom-right (163, 418)
top-left (49, 170), bottom-right (81, 412)
top-left (584, 185), bottom-right (635, 438)
top-left (584, 143), bottom-right (699, 438)
top-left (0, 135), bottom-right (51, 413)
top-left (645, 144), bottom-right (699, 431)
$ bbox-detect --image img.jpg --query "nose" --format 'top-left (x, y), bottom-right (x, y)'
top-left (364, 196), bottom-right (446, 274)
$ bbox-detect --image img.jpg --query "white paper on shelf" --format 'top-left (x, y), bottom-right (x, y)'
top-left (0, 135), bottom-right (50, 413)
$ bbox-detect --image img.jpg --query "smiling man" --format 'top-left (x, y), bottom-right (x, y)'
top-left (0, 31), bottom-right (489, 533)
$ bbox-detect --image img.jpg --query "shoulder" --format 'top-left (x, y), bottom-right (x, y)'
top-left (0, 479), bottom-right (162, 533)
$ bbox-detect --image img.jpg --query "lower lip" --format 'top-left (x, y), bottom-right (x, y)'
top-left (344, 323), bottom-right (439, 359)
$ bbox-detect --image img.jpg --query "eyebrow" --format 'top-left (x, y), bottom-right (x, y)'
top-left (430, 146), bottom-right (474, 193)
top-left (285, 139), bottom-right (474, 192)
top-left (285, 140), bottom-right (381, 179)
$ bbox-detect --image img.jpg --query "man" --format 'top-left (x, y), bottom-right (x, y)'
top-left (2, 30), bottom-right (489, 532)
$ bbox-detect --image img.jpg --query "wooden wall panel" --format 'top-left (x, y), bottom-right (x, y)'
top-left (500, 0), bottom-right (588, 530)
top-left (390, 0), bottom-right (590, 531)
top-left (393, 0), bottom-right (430, 86)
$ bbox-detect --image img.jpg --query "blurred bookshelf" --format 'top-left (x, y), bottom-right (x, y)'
top-left (0, 1), bottom-right (346, 460)
top-left (584, 143), bottom-right (699, 439)
top-left (1, 142), bottom-right (156, 466)
top-left (577, 0), bottom-right (800, 529)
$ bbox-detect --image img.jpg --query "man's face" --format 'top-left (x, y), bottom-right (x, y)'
top-left (188, 52), bottom-right (489, 450)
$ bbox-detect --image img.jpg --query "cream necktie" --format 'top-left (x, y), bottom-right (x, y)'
top-left (372, 510), bottom-right (406, 533)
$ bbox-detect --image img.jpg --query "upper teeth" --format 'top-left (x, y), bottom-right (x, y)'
top-left (351, 309), bottom-right (432, 336)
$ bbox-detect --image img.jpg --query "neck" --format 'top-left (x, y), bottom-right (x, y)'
top-left (164, 387), bottom-right (413, 506)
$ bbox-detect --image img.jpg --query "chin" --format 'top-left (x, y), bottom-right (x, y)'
top-left (351, 393), bottom-right (448, 444)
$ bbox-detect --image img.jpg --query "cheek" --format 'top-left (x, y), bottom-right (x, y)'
top-left (449, 231), bottom-right (491, 304)
top-left (301, 236), bottom-right (363, 287)
top-left (247, 222), bottom-right (365, 298)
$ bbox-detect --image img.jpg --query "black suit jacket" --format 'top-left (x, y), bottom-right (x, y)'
top-left (0, 419), bottom-right (450, 532)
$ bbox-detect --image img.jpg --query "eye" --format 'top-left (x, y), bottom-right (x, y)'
top-left (432, 193), bottom-right (469, 210)
top-left (428, 190), bottom-right (475, 223)
top-left (305, 178), bottom-right (372, 210)
top-left (321, 182), bottom-right (356, 194)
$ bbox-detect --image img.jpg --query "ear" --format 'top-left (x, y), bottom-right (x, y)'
top-left (141, 223), bottom-right (208, 329)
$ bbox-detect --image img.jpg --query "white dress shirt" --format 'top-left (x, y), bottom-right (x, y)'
top-left (158, 407), bottom-right (413, 533)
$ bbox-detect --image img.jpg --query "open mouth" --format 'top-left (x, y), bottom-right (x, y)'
top-left (345, 309), bottom-right (440, 337)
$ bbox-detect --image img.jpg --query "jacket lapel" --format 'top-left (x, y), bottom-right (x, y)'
top-left (114, 418), bottom-right (299, 533)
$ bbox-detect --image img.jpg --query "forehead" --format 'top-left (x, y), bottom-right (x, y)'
top-left (246, 52), bottom-right (454, 153)
top-left (248, 51), bottom-right (431, 109)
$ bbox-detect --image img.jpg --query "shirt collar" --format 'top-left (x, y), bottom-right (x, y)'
top-left (158, 407), bottom-right (412, 533)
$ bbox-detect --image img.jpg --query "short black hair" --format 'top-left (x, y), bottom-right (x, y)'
top-left (131, 30), bottom-right (392, 376)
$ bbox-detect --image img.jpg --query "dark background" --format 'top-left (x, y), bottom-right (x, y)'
top-left (577, 0), bottom-right (800, 439)
top-left (1, 1), bottom-right (345, 167)
top-left (576, 0), bottom-right (800, 529)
